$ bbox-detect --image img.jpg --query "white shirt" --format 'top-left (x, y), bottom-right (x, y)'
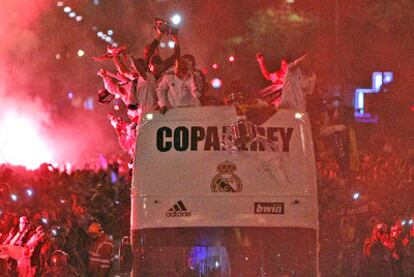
top-left (156, 73), bottom-right (202, 108)
top-left (135, 74), bottom-right (158, 115)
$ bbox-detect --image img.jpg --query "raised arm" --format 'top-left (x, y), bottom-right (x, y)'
top-left (113, 57), bottom-right (129, 76)
top-left (143, 30), bottom-right (163, 64)
top-left (108, 46), bottom-right (129, 75)
top-left (256, 52), bottom-right (272, 81)
top-left (161, 34), bottom-right (181, 72)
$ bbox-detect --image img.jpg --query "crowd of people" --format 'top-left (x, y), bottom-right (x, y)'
top-left (317, 131), bottom-right (414, 276)
top-left (1, 136), bottom-right (413, 276)
top-left (0, 155), bottom-right (130, 276)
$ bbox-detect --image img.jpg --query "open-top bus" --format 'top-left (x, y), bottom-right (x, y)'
top-left (130, 105), bottom-right (319, 277)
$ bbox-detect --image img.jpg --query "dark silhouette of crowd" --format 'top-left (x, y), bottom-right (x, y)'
top-left (0, 155), bottom-right (130, 276)
top-left (318, 130), bottom-right (414, 276)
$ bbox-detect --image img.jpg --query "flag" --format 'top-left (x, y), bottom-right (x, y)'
top-left (258, 55), bottom-right (316, 112)
top-left (348, 127), bottom-right (360, 172)
top-left (280, 58), bottom-right (316, 111)
top-left (258, 82), bottom-right (284, 106)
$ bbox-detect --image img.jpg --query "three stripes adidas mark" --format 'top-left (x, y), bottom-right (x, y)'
top-left (165, 200), bottom-right (192, 217)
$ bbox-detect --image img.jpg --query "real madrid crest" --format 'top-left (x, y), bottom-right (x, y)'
top-left (211, 161), bottom-right (242, 192)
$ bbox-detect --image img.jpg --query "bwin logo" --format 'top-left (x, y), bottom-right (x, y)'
top-left (166, 200), bottom-right (191, 217)
top-left (254, 202), bottom-right (284, 214)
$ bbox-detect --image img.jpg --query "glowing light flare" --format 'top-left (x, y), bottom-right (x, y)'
top-left (228, 56), bottom-right (236, 62)
top-left (201, 68), bottom-right (208, 75)
top-left (353, 192), bottom-right (360, 200)
top-left (168, 40), bottom-right (175, 48)
top-left (63, 6), bottom-right (71, 13)
top-left (75, 16), bottom-right (83, 22)
top-left (0, 112), bottom-right (55, 169)
top-left (212, 63), bottom-right (219, 70)
top-left (110, 171), bottom-right (117, 183)
top-left (146, 113), bottom-right (153, 121)
top-left (56, 1), bottom-right (64, 7)
top-left (211, 78), bottom-right (222, 89)
top-left (114, 105), bottom-right (120, 111)
top-left (77, 49), bottom-right (85, 57)
top-left (11, 194), bottom-right (18, 201)
top-left (295, 112), bottom-right (304, 120)
top-left (171, 14), bottom-right (182, 25)
top-left (83, 97), bottom-right (94, 110)
top-left (26, 189), bottom-right (33, 197)
top-left (69, 12), bottom-right (76, 18)
top-left (383, 72), bottom-right (393, 83)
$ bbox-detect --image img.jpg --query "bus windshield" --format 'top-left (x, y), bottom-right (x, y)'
top-left (133, 227), bottom-right (317, 277)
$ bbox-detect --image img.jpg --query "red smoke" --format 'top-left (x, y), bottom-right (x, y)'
top-left (0, 1), bottom-right (117, 168)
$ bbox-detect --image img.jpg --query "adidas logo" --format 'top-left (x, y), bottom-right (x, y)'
top-left (254, 202), bottom-right (284, 214)
top-left (165, 200), bottom-right (191, 217)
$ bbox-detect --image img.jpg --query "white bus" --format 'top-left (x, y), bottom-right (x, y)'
top-left (130, 105), bottom-right (319, 277)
